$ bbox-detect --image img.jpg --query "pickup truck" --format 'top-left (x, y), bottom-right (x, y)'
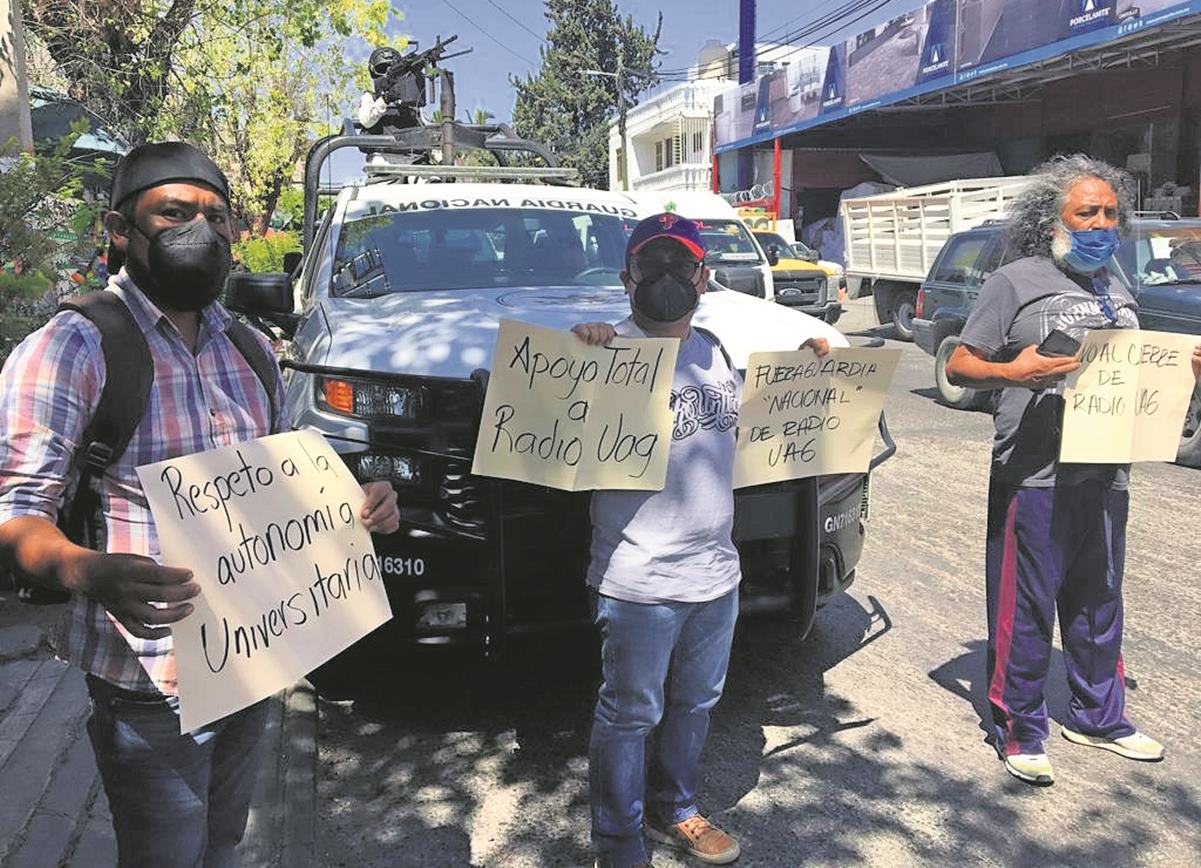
top-left (912, 216), bottom-right (1201, 466)
top-left (225, 132), bottom-right (896, 661)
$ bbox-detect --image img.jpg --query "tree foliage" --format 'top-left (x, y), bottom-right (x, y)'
top-left (0, 127), bottom-right (107, 361)
top-left (24, 0), bottom-right (402, 232)
top-left (511, 0), bottom-right (660, 189)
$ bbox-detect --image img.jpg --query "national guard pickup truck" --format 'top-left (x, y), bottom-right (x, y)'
top-left (227, 131), bottom-right (895, 659)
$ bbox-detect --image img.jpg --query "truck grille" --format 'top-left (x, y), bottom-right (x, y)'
top-left (440, 460), bottom-right (485, 530)
top-left (774, 271), bottom-right (826, 305)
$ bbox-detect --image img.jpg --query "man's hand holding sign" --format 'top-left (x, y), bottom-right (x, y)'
top-left (136, 431), bottom-right (396, 732)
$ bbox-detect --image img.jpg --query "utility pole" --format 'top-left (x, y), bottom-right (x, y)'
top-left (0, 0), bottom-right (34, 151)
top-left (582, 59), bottom-right (645, 192)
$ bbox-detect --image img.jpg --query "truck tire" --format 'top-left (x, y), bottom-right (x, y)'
top-left (1177, 385), bottom-right (1201, 468)
top-left (892, 293), bottom-right (916, 341)
top-left (935, 336), bottom-right (989, 410)
top-left (872, 281), bottom-right (916, 341)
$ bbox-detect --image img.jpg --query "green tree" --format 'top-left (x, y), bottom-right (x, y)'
top-left (511, 0), bottom-right (660, 189)
top-left (24, 1), bottom-right (402, 232)
top-left (0, 128), bottom-right (106, 362)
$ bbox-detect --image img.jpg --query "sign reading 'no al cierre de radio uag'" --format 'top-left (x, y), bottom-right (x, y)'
top-left (1060, 329), bottom-right (1198, 463)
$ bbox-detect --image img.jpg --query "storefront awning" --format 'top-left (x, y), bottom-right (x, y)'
top-left (858, 151), bottom-right (1003, 186)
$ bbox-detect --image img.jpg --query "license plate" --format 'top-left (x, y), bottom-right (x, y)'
top-left (381, 555), bottom-right (428, 578)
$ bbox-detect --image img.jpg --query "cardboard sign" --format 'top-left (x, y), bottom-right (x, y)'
top-left (734, 348), bottom-right (901, 488)
top-left (472, 319), bottom-right (679, 491)
top-left (1060, 329), bottom-right (1199, 463)
top-left (135, 430), bottom-right (392, 732)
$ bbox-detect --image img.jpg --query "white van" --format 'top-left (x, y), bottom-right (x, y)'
top-left (628, 191), bottom-right (777, 301)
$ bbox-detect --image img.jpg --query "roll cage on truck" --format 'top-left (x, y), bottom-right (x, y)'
top-left (225, 42), bottom-right (895, 665)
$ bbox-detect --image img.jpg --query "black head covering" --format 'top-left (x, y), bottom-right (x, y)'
top-left (109, 141), bottom-right (230, 210)
top-left (107, 142), bottom-right (230, 272)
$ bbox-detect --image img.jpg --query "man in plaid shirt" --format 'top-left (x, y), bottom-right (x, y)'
top-left (0, 142), bottom-right (400, 867)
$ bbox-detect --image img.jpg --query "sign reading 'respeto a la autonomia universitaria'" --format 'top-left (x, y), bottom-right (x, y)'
top-left (136, 430), bottom-right (392, 733)
top-left (734, 348), bottom-right (901, 488)
top-left (1060, 329), bottom-right (1199, 463)
top-left (472, 319), bottom-right (679, 491)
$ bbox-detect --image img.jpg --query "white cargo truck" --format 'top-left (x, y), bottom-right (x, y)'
top-left (841, 177), bottom-right (1030, 339)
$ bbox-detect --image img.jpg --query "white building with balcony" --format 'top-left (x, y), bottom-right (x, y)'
top-left (608, 40), bottom-right (799, 194)
top-left (607, 79), bottom-right (729, 193)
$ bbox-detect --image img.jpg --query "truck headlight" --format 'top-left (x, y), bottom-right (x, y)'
top-left (317, 376), bottom-right (424, 419)
top-left (355, 452), bottom-right (424, 487)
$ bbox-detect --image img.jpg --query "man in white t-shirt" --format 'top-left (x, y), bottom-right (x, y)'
top-left (573, 213), bottom-right (825, 868)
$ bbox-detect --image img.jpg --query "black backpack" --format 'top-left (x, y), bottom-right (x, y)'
top-left (57, 291), bottom-right (280, 547)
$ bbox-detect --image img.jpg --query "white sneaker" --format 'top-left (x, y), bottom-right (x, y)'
top-left (1003, 752), bottom-right (1055, 786)
top-left (1062, 727), bottom-right (1165, 761)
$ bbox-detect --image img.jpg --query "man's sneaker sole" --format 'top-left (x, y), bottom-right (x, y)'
top-left (1061, 727), bottom-right (1165, 761)
top-left (1003, 756), bottom-right (1054, 786)
top-left (645, 825), bottom-right (741, 865)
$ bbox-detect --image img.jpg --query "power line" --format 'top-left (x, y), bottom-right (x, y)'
top-left (652, 0), bottom-right (890, 77)
top-left (484, 0), bottom-right (546, 43)
top-left (757, 0), bottom-right (851, 43)
top-left (441, 0), bottom-right (537, 66)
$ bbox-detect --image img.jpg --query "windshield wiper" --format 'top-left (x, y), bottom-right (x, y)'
top-left (1140, 277), bottom-right (1201, 286)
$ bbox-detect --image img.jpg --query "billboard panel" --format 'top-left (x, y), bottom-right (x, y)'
top-left (845, 1), bottom-right (957, 110)
top-left (714, 0), bottom-right (1201, 153)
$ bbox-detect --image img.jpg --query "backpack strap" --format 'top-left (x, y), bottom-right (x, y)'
top-left (692, 325), bottom-right (736, 373)
top-left (223, 319), bottom-right (280, 431)
top-left (57, 292), bottom-right (154, 544)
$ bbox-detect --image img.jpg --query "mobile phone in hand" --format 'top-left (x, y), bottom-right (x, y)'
top-left (1036, 329), bottom-right (1081, 358)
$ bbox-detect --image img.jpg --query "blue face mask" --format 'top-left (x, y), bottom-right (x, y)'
top-left (1060, 227), bottom-right (1120, 273)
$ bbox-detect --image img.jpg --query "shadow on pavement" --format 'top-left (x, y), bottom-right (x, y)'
top-left (312, 592), bottom-right (1194, 866)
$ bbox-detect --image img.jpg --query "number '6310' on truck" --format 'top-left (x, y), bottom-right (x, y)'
top-left (226, 148), bottom-right (895, 661)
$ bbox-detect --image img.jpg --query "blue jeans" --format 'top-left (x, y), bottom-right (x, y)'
top-left (85, 676), bottom-right (270, 868)
top-left (589, 588), bottom-right (738, 867)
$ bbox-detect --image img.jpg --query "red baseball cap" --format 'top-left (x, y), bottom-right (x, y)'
top-left (628, 212), bottom-right (706, 261)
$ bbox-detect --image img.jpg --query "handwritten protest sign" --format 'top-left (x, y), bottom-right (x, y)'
top-left (135, 430), bottom-right (392, 732)
top-left (734, 348), bottom-right (901, 488)
top-left (472, 319), bottom-right (679, 491)
top-left (1060, 329), bottom-right (1198, 463)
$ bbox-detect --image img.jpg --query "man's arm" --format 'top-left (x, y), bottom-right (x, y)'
top-left (946, 343), bottom-right (1080, 390)
top-left (0, 316), bottom-right (199, 639)
top-left (0, 517), bottom-right (198, 640)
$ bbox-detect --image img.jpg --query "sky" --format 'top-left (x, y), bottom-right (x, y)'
top-left (382, 0), bottom-right (918, 124)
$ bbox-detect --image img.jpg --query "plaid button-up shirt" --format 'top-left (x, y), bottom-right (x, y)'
top-left (0, 272), bottom-right (282, 694)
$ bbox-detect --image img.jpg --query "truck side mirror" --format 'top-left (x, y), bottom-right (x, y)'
top-left (226, 272), bottom-right (300, 336)
top-left (803, 249), bottom-right (819, 263)
top-left (766, 245), bottom-right (780, 267)
top-left (282, 251), bottom-right (303, 276)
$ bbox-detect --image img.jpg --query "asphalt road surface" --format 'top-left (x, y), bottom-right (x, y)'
top-left (315, 314), bottom-right (1201, 867)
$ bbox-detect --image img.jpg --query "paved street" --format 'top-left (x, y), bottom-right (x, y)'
top-left (316, 300), bottom-right (1201, 867)
top-left (2, 300), bottom-right (1198, 866)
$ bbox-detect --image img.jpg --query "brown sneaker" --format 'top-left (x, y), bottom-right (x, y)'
top-left (646, 815), bottom-right (740, 864)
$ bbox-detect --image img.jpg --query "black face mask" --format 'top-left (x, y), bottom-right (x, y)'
top-left (127, 219), bottom-right (231, 312)
top-left (631, 272), bottom-right (699, 323)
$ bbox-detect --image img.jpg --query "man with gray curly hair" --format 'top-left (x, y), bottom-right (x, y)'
top-left (946, 154), bottom-right (1201, 787)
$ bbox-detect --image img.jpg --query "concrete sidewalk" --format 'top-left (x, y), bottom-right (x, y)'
top-left (0, 591), bottom-right (317, 867)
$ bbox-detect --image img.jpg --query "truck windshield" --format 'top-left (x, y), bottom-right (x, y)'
top-left (330, 207), bottom-right (634, 297)
top-left (695, 219), bottom-right (765, 265)
top-left (1117, 226), bottom-right (1201, 286)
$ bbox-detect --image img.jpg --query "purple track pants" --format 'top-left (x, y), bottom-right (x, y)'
top-left (984, 478), bottom-right (1136, 755)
